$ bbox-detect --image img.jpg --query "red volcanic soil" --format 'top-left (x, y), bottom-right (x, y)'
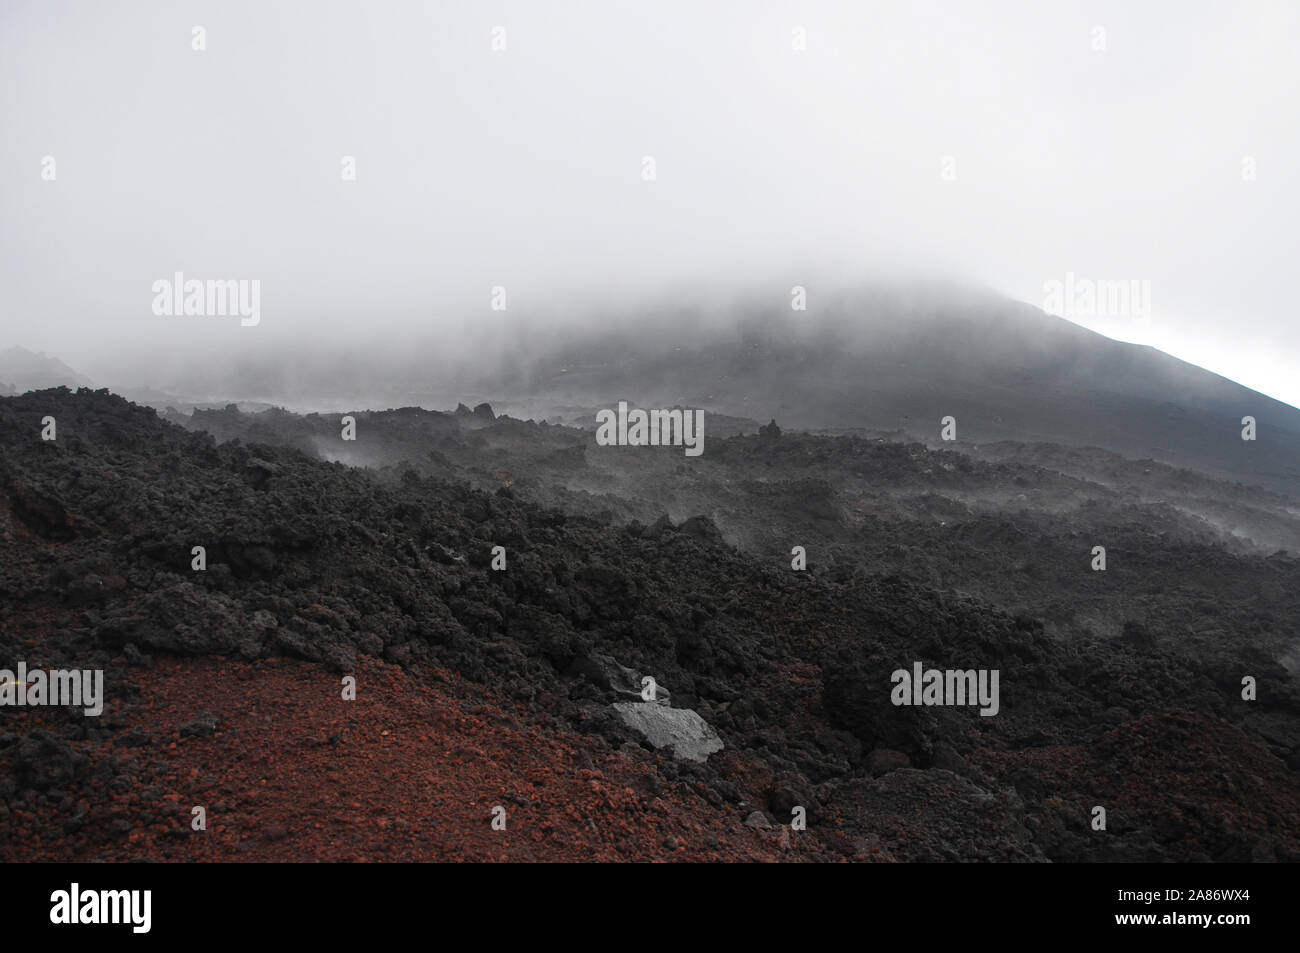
top-left (1, 656), bottom-right (819, 862)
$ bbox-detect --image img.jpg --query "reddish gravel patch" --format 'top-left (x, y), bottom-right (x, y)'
top-left (1, 656), bottom-right (820, 862)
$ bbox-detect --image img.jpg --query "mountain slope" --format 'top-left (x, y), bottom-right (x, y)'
top-left (0, 346), bottom-right (94, 394)
top-left (99, 284), bottom-right (1300, 496)
top-left (488, 286), bottom-right (1300, 495)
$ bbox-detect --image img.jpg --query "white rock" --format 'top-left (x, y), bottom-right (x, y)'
top-left (613, 702), bottom-right (723, 763)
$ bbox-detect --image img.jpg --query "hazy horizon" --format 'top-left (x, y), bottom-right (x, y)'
top-left (3, 0), bottom-right (1298, 406)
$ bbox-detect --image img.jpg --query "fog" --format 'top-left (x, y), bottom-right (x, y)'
top-left (2, 0), bottom-right (1298, 406)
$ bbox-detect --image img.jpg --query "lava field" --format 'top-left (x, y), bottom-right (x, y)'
top-left (2, 387), bottom-right (1297, 862)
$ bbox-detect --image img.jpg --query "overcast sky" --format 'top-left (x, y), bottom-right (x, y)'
top-left (2, 0), bottom-right (1298, 405)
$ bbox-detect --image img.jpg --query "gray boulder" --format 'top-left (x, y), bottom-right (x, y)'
top-left (613, 702), bottom-right (723, 763)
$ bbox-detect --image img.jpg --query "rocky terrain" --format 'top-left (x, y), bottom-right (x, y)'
top-left (138, 285), bottom-right (1300, 497)
top-left (2, 386), bottom-right (1298, 862)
